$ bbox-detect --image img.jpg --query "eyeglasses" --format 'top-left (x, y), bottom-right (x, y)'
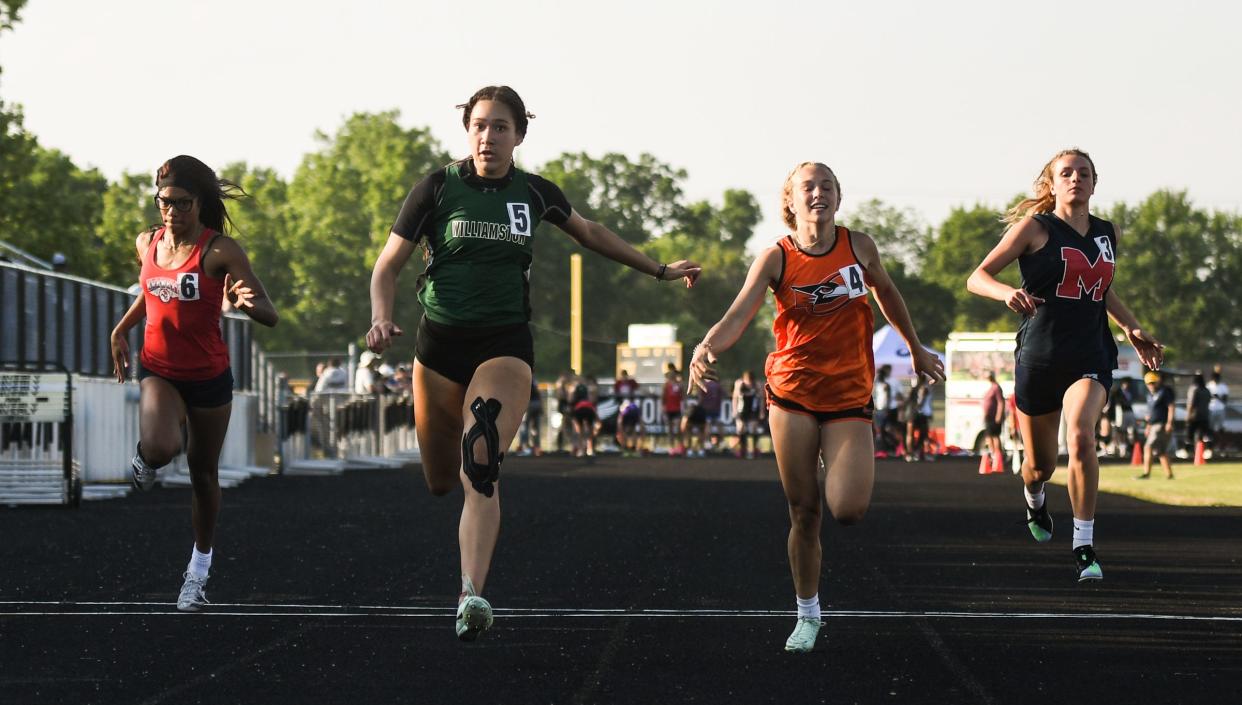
top-left (154, 195), bottom-right (195, 213)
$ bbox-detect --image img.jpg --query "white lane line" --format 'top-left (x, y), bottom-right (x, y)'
top-left (0, 603), bottom-right (1239, 622)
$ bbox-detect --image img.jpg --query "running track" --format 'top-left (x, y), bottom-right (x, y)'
top-left (2, 455), bottom-right (1239, 704)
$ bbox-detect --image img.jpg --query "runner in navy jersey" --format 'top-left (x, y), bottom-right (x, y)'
top-left (365, 86), bottom-right (701, 641)
top-left (967, 149), bottom-right (1163, 582)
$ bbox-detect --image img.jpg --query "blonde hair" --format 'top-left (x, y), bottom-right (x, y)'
top-left (780, 161), bottom-right (841, 230)
top-left (1003, 148), bottom-right (1099, 224)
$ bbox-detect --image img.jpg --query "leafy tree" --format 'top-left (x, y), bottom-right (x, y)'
top-left (527, 152), bottom-right (689, 376)
top-left (1106, 191), bottom-right (1242, 361)
top-left (844, 199), bottom-right (954, 347)
top-left (95, 171), bottom-right (160, 285)
top-left (279, 111), bottom-right (451, 353)
top-left (0, 103), bottom-right (107, 277)
top-left (527, 153), bottom-right (767, 379)
top-left (0, 0), bottom-right (25, 32)
top-left (679, 189), bottom-right (761, 251)
top-left (922, 203), bottom-right (1018, 333)
top-left (843, 198), bottom-right (930, 274)
top-left (217, 163), bottom-right (294, 346)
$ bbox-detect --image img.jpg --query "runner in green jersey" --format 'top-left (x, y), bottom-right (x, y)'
top-left (366, 86), bottom-right (702, 642)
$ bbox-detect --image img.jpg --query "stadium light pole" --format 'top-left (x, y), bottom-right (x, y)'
top-left (570, 253), bottom-right (582, 373)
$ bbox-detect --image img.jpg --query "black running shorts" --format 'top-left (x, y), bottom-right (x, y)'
top-left (138, 366), bottom-right (234, 409)
top-left (415, 315), bottom-right (534, 386)
top-left (1015, 365), bottom-right (1112, 417)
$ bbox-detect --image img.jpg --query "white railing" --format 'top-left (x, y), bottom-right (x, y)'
top-left (72, 377), bottom-right (257, 483)
top-left (279, 392), bottom-right (417, 472)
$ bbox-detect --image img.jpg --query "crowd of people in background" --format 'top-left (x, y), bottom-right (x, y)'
top-left (535, 364), bottom-right (770, 458)
top-left (308, 354), bottom-right (413, 397)
top-left (871, 364), bottom-right (938, 461)
top-left (293, 353), bottom-right (1233, 469)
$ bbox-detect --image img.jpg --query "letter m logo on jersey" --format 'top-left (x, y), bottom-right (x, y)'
top-left (1055, 247), bottom-right (1113, 301)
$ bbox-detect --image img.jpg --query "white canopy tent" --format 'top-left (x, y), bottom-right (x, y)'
top-left (872, 325), bottom-right (945, 382)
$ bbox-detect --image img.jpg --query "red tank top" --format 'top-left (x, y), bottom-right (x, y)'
top-left (139, 227), bottom-right (230, 381)
top-left (764, 228), bottom-right (875, 412)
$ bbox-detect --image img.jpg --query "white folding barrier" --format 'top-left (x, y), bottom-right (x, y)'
top-left (280, 392), bottom-right (417, 473)
top-left (73, 377), bottom-right (139, 484)
top-left (70, 378), bottom-right (257, 484)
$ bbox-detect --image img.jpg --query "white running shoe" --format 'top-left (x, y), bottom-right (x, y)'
top-left (456, 596), bottom-right (493, 642)
top-left (455, 576), bottom-right (493, 642)
top-left (784, 617), bottom-right (822, 653)
top-left (177, 572), bottom-right (209, 612)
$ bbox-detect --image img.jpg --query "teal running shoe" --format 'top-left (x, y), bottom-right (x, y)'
top-left (783, 617), bottom-right (822, 653)
top-left (455, 577), bottom-right (493, 641)
top-left (1073, 545), bottom-right (1103, 582)
top-left (1026, 502), bottom-right (1053, 543)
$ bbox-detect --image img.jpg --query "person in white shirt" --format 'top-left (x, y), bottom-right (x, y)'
top-left (354, 351), bottom-right (383, 395)
top-left (313, 358), bottom-right (348, 392)
top-left (1207, 369), bottom-right (1229, 437)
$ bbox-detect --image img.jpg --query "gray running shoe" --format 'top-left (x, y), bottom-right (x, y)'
top-left (177, 572), bottom-right (209, 612)
top-left (131, 445), bottom-right (157, 492)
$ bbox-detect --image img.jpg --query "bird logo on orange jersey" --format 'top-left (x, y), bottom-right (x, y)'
top-left (791, 274), bottom-right (852, 316)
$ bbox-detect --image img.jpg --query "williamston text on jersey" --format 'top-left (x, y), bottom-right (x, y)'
top-left (451, 220), bottom-right (528, 244)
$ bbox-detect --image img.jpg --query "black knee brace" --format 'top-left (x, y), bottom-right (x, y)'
top-left (462, 397), bottom-right (503, 497)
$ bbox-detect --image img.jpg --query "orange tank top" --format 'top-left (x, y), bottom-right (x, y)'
top-left (764, 227), bottom-right (875, 413)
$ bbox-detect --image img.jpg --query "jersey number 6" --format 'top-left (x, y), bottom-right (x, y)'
top-left (176, 273), bottom-right (200, 301)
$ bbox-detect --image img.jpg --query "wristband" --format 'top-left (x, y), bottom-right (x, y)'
top-left (655, 263), bottom-right (667, 280)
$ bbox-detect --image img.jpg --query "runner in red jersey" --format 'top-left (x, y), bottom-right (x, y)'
top-left (110, 155), bottom-right (278, 612)
top-left (689, 162), bottom-right (943, 653)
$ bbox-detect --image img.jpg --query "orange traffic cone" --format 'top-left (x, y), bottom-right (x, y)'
top-left (1193, 440), bottom-right (1206, 466)
top-left (992, 454), bottom-right (1006, 474)
top-left (979, 454), bottom-right (991, 475)
top-left (1130, 441), bottom-right (1143, 467)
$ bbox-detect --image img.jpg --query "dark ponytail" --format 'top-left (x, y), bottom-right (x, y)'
top-left (155, 155), bottom-right (247, 234)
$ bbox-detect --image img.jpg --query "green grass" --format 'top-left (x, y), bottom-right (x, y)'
top-left (1044, 460), bottom-right (1242, 507)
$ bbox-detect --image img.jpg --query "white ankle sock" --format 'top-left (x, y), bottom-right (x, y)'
top-left (1024, 484), bottom-right (1046, 510)
top-left (796, 594), bottom-right (821, 620)
top-left (189, 547), bottom-right (212, 579)
top-left (1072, 519), bottom-right (1094, 549)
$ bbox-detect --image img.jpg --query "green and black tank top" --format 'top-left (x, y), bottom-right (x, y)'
top-left (391, 158), bottom-right (573, 326)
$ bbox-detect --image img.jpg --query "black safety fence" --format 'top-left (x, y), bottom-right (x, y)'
top-left (0, 262), bottom-right (255, 391)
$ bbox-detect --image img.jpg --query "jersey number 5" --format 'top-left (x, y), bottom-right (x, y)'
top-left (507, 203), bottom-right (531, 237)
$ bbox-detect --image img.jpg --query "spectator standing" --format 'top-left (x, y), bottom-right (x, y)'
top-left (1185, 372), bottom-right (1211, 449)
top-left (1207, 369), bottom-right (1229, 440)
top-left (1139, 371), bottom-right (1175, 479)
top-left (982, 371), bottom-right (1005, 471)
top-left (314, 358), bottom-right (348, 393)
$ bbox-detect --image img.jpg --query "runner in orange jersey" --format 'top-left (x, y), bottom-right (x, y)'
top-left (689, 162), bottom-right (943, 653)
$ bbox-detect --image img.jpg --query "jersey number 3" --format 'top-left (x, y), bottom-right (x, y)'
top-left (507, 203), bottom-right (531, 237)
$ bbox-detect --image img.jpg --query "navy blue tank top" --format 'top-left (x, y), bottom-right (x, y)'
top-left (1015, 213), bottom-right (1119, 371)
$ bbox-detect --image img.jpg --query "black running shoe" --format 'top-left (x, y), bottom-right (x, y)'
top-left (1073, 544), bottom-right (1103, 582)
top-left (1025, 502), bottom-right (1053, 543)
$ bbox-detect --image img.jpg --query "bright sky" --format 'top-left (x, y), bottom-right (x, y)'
top-left (3, 0), bottom-right (1240, 244)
